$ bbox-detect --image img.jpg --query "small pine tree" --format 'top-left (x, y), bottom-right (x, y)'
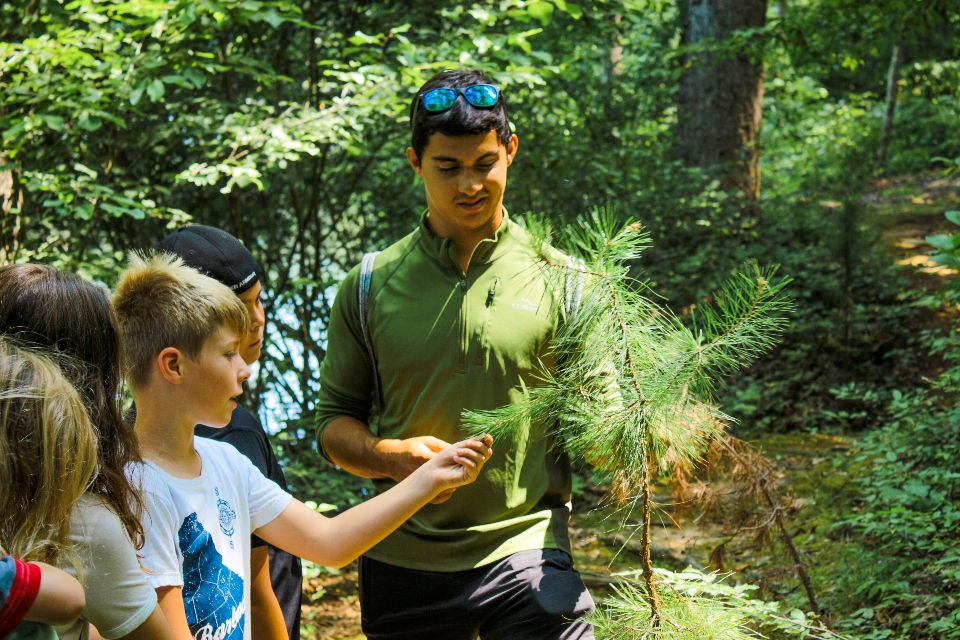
top-left (463, 209), bottom-right (792, 637)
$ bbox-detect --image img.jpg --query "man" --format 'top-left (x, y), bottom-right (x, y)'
top-left (316, 69), bottom-right (595, 639)
top-left (158, 225), bottom-right (303, 640)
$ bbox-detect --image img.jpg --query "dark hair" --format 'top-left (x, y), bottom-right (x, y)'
top-left (0, 264), bottom-right (145, 550)
top-left (410, 69), bottom-right (512, 161)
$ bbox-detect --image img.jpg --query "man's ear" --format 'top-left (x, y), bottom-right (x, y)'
top-left (406, 147), bottom-right (423, 177)
top-left (157, 347), bottom-right (185, 385)
top-left (505, 134), bottom-right (519, 167)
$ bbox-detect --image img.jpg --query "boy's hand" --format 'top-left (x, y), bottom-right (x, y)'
top-left (419, 435), bottom-right (494, 495)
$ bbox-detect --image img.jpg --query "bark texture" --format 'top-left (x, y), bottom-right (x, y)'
top-left (0, 165), bottom-right (22, 265)
top-left (677, 0), bottom-right (768, 211)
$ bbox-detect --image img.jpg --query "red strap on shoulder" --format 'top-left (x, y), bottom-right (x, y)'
top-left (0, 558), bottom-right (42, 638)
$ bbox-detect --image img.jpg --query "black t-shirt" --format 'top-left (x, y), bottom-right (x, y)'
top-left (196, 406), bottom-right (302, 640)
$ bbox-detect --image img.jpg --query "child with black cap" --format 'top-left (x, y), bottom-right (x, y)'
top-left (157, 225), bottom-right (297, 640)
top-left (113, 252), bottom-right (492, 640)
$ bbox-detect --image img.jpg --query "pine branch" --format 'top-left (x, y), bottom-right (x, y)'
top-left (463, 208), bottom-right (793, 634)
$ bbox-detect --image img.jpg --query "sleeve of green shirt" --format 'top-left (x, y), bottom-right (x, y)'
top-left (315, 264), bottom-right (375, 462)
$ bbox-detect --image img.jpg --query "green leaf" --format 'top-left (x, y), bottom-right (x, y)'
top-left (74, 163), bottom-right (98, 178)
top-left (260, 10), bottom-right (284, 28)
top-left (129, 86), bottom-right (144, 106)
top-left (841, 55), bottom-right (861, 71)
top-left (527, 1), bottom-right (555, 25)
top-left (348, 31), bottom-right (380, 46)
top-left (42, 115), bottom-right (65, 131)
top-left (930, 253), bottom-right (960, 267)
top-left (77, 114), bottom-right (103, 131)
top-left (563, 3), bottom-right (583, 19)
top-left (946, 210), bottom-right (960, 227)
top-left (926, 234), bottom-right (956, 251)
top-left (76, 203), bottom-right (94, 220)
top-left (146, 79), bottom-right (165, 103)
top-left (183, 68), bottom-right (206, 89)
top-left (2, 121), bottom-right (25, 141)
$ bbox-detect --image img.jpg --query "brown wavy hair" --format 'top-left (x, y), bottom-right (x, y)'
top-left (0, 264), bottom-right (145, 549)
top-left (0, 339), bottom-right (98, 572)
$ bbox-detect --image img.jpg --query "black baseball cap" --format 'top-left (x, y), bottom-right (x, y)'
top-left (158, 225), bottom-right (260, 295)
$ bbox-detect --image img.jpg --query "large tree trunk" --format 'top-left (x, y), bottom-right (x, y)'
top-left (677, 0), bottom-right (767, 214)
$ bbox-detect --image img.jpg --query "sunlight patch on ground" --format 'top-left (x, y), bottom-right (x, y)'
top-left (894, 247), bottom-right (959, 276)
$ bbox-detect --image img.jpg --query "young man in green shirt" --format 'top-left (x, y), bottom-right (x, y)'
top-left (315, 69), bottom-right (595, 639)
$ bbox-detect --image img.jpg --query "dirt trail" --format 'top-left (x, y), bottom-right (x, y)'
top-left (298, 174), bottom-right (960, 639)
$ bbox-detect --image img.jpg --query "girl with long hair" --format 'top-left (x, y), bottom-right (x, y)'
top-left (0, 339), bottom-right (92, 637)
top-left (0, 264), bottom-right (173, 640)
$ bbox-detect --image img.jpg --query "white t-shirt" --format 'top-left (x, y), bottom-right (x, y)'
top-left (55, 496), bottom-right (156, 640)
top-left (138, 437), bottom-right (292, 640)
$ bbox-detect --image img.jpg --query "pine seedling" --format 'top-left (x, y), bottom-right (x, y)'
top-left (462, 208), bottom-right (792, 632)
top-left (589, 578), bottom-right (758, 640)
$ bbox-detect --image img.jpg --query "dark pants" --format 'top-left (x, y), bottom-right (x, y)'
top-left (358, 549), bottom-right (595, 640)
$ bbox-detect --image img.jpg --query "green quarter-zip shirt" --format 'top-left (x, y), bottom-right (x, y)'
top-left (315, 211), bottom-right (573, 571)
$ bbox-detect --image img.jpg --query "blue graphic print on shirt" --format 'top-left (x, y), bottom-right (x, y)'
top-left (178, 513), bottom-right (245, 640)
top-left (214, 486), bottom-right (238, 549)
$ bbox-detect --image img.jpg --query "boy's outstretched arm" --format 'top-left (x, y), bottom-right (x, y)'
top-left (256, 436), bottom-right (492, 569)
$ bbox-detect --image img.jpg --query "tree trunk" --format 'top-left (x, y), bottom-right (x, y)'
top-left (0, 163), bottom-right (22, 265)
top-left (876, 35), bottom-right (905, 172)
top-left (677, 0), bottom-right (767, 215)
top-left (605, 13), bottom-right (623, 82)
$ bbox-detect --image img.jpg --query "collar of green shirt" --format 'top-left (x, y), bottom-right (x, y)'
top-left (417, 208), bottom-right (518, 273)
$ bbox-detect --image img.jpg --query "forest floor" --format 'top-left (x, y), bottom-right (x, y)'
top-left (297, 173), bottom-right (960, 639)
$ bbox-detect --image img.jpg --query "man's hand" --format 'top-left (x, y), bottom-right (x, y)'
top-left (415, 435), bottom-right (494, 494)
top-left (376, 435), bottom-right (450, 482)
top-left (377, 435), bottom-right (464, 503)
top-left (324, 419), bottom-right (466, 503)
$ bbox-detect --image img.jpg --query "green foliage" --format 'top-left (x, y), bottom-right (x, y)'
top-left (591, 578), bottom-right (755, 640)
top-left (830, 360), bottom-right (960, 638)
top-left (2, 1), bottom-right (959, 633)
top-left (463, 210), bottom-right (791, 490)
top-left (924, 210), bottom-right (960, 281)
top-left (593, 569), bottom-right (834, 640)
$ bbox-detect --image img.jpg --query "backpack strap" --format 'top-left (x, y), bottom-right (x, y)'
top-left (565, 256), bottom-right (587, 317)
top-left (359, 251), bottom-right (382, 414)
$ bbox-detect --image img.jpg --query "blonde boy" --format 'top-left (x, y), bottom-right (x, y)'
top-left (113, 254), bottom-right (492, 640)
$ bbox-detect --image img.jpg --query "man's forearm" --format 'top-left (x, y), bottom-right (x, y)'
top-left (322, 416), bottom-right (451, 484)
top-left (321, 416), bottom-right (398, 480)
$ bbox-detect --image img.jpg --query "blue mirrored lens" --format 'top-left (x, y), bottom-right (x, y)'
top-left (463, 85), bottom-right (499, 107)
top-left (421, 88), bottom-right (457, 112)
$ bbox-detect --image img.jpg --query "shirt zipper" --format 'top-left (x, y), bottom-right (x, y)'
top-left (477, 277), bottom-right (500, 365)
top-left (458, 274), bottom-right (468, 373)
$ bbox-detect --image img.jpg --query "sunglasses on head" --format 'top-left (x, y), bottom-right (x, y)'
top-left (417, 84), bottom-right (501, 113)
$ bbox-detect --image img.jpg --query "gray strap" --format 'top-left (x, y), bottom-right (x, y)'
top-left (359, 251), bottom-right (381, 412)
top-left (565, 256), bottom-right (587, 316)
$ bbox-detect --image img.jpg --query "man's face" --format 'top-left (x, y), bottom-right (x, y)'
top-left (237, 281), bottom-right (265, 365)
top-left (406, 130), bottom-right (519, 239)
